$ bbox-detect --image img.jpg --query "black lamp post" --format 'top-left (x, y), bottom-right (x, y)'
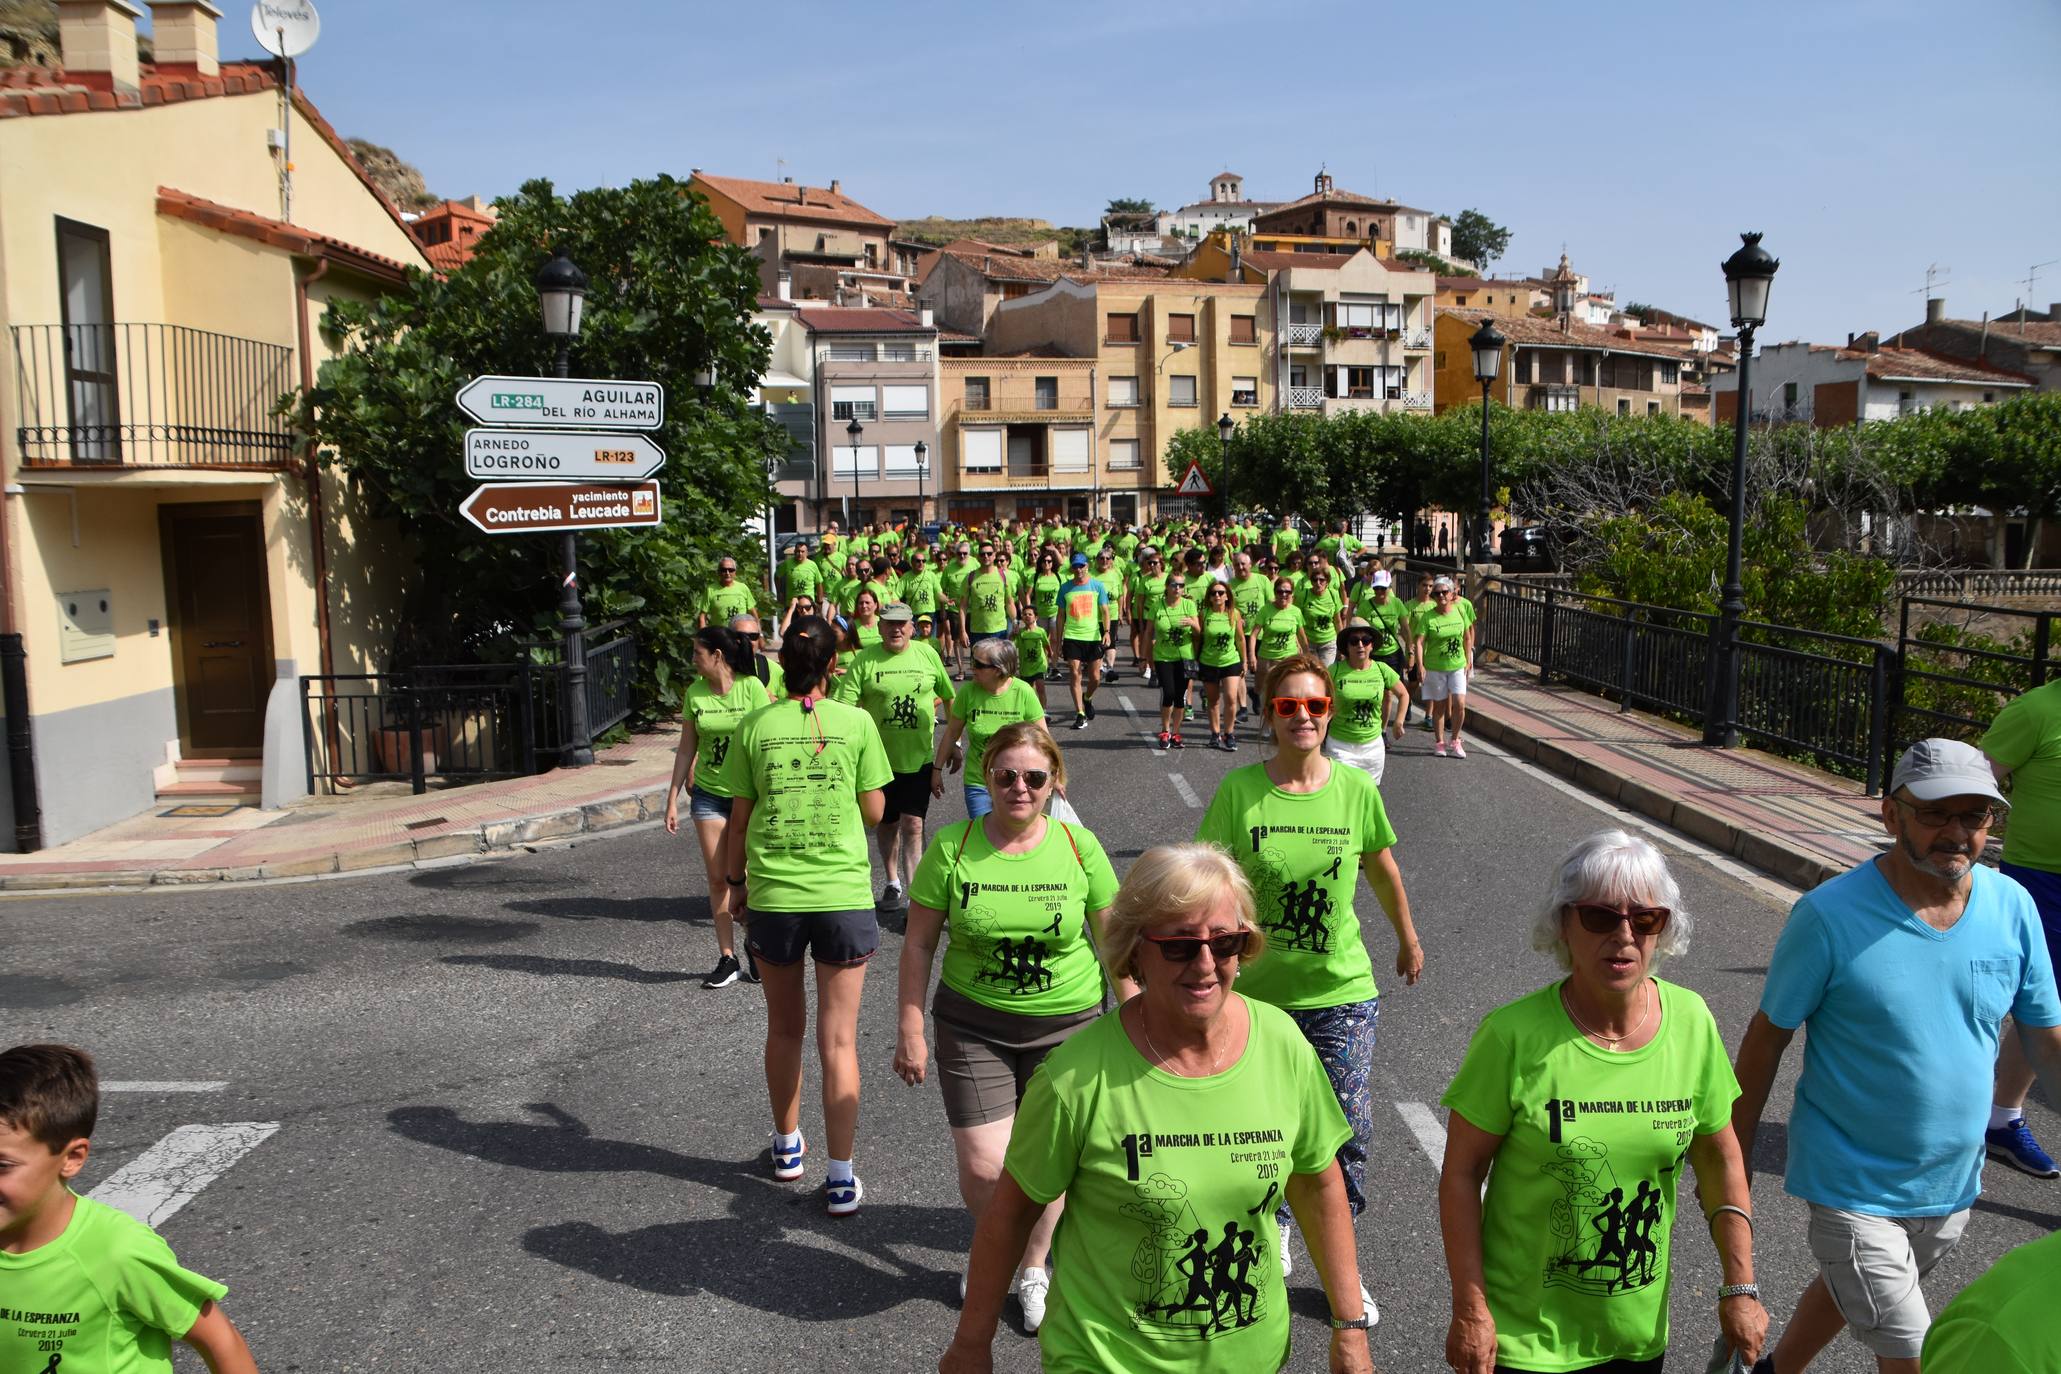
top-left (914, 439), bottom-right (929, 527)
top-left (1468, 318), bottom-right (1506, 565)
top-left (1216, 412), bottom-right (1235, 524)
top-left (1709, 232), bottom-right (1779, 747)
top-left (846, 417), bottom-right (864, 530)
top-left (536, 251), bottom-right (592, 767)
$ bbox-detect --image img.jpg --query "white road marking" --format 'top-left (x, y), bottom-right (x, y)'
top-left (1118, 693), bottom-right (1140, 716)
top-left (88, 1122), bottom-right (279, 1226)
top-left (1395, 1101), bottom-right (1447, 1167)
top-left (102, 1081), bottom-right (228, 1093)
top-left (1167, 774), bottom-right (1203, 809)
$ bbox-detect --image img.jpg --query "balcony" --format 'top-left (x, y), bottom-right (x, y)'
top-left (1403, 328), bottom-right (1432, 349)
top-left (1286, 323), bottom-right (1323, 348)
top-left (11, 323), bottom-right (295, 469)
top-left (1288, 386), bottom-right (1325, 409)
top-left (1402, 390), bottom-right (1432, 410)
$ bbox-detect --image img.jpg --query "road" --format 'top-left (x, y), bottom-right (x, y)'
top-left (5, 691), bottom-right (2056, 1373)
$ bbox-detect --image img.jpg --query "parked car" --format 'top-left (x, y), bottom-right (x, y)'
top-left (1499, 526), bottom-right (1558, 572)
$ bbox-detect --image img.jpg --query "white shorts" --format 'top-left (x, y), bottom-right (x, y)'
top-left (1324, 734), bottom-right (1386, 786)
top-left (1806, 1203), bottom-right (1969, 1359)
top-left (1419, 668), bottom-right (1468, 701)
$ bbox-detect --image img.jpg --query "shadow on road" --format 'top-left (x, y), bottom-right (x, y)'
top-left (1973, 1195), bottom-right (2061, 1229)
top-left (503, 895), bottom-right (700, 924)
top-left (389, 1102), bottom-right (969, 1319)
top-left (342, 914), bottom-right (539, 944)
top-left (440, 953), bottom-right (700, 984)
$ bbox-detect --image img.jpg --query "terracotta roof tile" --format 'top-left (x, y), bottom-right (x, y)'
top-left (1243, 250), bottom-right (1350, 272)
top-left (689, 171), bottom-right (894, 229)
top-left (156, 187), bottom-right (415, 284)
top-left (1925, 317), bottom-right (2061, 347)
top-left (941, 248), bottom-right (1170, 285)
top-left (1848, 346), bottom-right (2035, 386)
top-left (1439, 307), bottom-right (1692, 361)
top-left (792, 307), bottom-right (933, 334)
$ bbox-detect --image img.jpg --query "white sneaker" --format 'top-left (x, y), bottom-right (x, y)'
top-left (1278, 1222), bottom-right (1295, 1279)
top-left (1017, 1266), bottom-right (1052, 1332)
top-left (1359, 1281), bottom-right (1380, 1327)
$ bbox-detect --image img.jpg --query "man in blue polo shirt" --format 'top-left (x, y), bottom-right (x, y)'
top-left (1732, 739), bottom-right (2061, 1374)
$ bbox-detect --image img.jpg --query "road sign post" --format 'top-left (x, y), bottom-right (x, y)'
top-left (456, 376), bottom-right (664, 430)
top-left (1175, 460), bottom-right (1214, 498)
top-left (459, 481), bottom-right (662, 535)
top-left (464, 429), bottom-right (666, 481)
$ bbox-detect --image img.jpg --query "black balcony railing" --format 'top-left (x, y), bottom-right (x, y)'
top-left (11, 322), bottom-right (296, 468)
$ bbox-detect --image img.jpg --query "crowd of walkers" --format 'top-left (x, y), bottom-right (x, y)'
top-left (4, 510), bottom-right (2056, 1374)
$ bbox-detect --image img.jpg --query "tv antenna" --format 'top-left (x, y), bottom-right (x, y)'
top-left (1909, 262), bottom-right (1951, 300)
top-left (2018, 259), bottom-right (2058, 331)
top-left (250, 2), bottom-right (320, 221)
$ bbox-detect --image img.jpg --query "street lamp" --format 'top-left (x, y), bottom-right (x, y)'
top-left (1468, 318), bottom-right (1506, 565)
top-left (1710, 231), bottom-right (1780, 747)
top-left (1216, 412), bottom-right (1234, 524)
top-left (536, 251), bottom-right (593, 767)
top-left (846, 416), bottom-right (865, 530)
top-left (914, 439), bottom-right (929, 527)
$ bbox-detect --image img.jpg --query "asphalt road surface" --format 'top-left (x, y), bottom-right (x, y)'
top-left (5, 691), bottom-right (2056, 1373)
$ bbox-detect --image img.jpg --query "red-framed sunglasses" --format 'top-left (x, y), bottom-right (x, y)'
top-left (1271, 695), bottom-right (1332, 719)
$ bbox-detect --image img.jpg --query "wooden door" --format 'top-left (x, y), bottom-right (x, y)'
top-left (162, 508), bottom-right (273, 752)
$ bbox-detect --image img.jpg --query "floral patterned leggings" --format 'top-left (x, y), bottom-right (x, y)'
top-left (1278, 996), bottom-right (1379, 1221)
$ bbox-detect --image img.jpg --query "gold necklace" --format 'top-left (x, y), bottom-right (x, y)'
top-left (1139, 1005), bottom-right (1227, 1077)
top-left (1562, 980), bottom-right (1653, 1051)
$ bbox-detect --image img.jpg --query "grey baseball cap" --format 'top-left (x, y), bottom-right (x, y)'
top-left (879, 602), bottom-right (915, 624)
top-left (1890, 738), bottom-right (2007, 807)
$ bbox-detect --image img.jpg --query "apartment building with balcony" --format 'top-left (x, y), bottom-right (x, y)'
top-left (792, 307), bottom-right (940, 532)
top-left (917, 246), bottom-right (1169, 340)
top-left (689, 170), bottom-right (901, 303)
top-left (1250, 170), bottom-right (1452, 258)
top-left (982, 278), bottom-right (1273, 523)
top-left (937, 358), bottom-right (1098, 526)
top-left (1433, 309), bottom-right (1692, 417)
top-left (0, 0), bottom-right (432, 846)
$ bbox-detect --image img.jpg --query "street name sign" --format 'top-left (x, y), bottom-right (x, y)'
top-left (464, 428), bottom-right (666, 481)
top-left (460, 480), bottom-right (662, 535)
top-left (455, 375), bottom-right (664, 430)
top-left (1175, 460), bottom-right (1214, 496)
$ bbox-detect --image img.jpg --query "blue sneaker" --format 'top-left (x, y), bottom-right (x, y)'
top-left (824, 1174), bottom-right (863, 1216)
top-left (1986, 1117), bottom-right (2059, 1178)
top-left (770, 1131), bottom-right (806, 1181)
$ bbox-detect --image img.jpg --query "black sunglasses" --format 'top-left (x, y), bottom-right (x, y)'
top-left (1568, 902), bottom-right (1672, 937)
top-left (1141, 930), bottom-right (1255, 963)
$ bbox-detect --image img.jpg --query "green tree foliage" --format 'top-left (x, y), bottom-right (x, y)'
top-left (1449, 209), bottom-right (1511, 269)
top-left (286, 176), bottom-right (786, 714)
top-left (1103, 197), bottom-right (1155, 216)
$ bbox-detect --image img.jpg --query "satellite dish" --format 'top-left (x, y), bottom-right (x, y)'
top-left (250, 0), bottom-right (320, 58)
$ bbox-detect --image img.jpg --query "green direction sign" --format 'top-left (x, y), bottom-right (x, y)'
top-left (455, 374), bottom-right (664, 430)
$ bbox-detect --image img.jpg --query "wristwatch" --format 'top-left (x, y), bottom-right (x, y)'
top-left (1718, 1283), bottom-right (1761, 1302)
top-left (1329, 1311), bottom-right (1375, 1331)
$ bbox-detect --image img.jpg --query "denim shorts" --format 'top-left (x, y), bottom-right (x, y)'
top-left (963, 782), bottom-right (992, 819)
top-left (2000, 861), bottom-right (2061, 973)
top-left (687, 786), bottom-right (733, 821)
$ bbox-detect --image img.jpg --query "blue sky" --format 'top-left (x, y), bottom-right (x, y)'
top-left (221, 0), bottom-right (2056, 344)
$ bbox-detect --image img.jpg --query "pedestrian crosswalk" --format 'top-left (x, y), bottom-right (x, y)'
top-left (84, 1080), bottom-right (276, 1227)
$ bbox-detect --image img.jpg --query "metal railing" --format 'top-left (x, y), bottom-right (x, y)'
top-left (1403, 328), bottom-right (1432, 349)
top-left (1287, 386), bottom-right (1325, 409)
top-left (1286, 323), bottom-right (1323, 347)
top-left (11, 322), bottom-right (295, 467)
top-left (1890, 598), bottom-right (2055, 762)
top-left (1402, 390), bottom-right (1432, 409)
top-left (583, 621), bottom-right (638, 736)
top-left (302, 665), bottom-right (537, 795)
top-left (1894, 568), bottom-right (2061, 600)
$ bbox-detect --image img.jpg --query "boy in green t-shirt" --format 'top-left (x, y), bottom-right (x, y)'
top-left (0, 1043), bottom-right (259, 1374)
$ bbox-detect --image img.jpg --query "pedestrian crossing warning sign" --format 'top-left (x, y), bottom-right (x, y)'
top-left (1175, 461), bottom-right (1214, 496)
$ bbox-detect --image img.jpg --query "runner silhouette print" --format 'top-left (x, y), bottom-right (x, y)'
top-left (1541, 1136), bottom-right (1668, 1297)
top-left (1121, 1172), bottom-right (1273, 1341)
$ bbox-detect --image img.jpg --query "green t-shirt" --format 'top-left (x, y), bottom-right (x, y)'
top-left (1328, 661), bottom-right (1401, 746)
top-left (1199, 609), bottom-right (1243, 669)
top-left (718, 696), bottom-right (892, 912)
top-left (779, 557), bottom-right (821, 604)
top-left (1131, 571), bottom-right (1169, 621)
top-left (1152, 596), bottom-right (1199, 662)
top-left (950, 676), bottom-right (1045, 777)
top-left (750, 655), bottom-right (786, 702)
top-left (1922, 1229), bottom-right (2061, 1374)
top-left (0, 1194), bottom-right (226, 1374)
top-left (1440, 980), bottom-right (1742, 1373)
top-left (1031, 572), bottom-right (1064, 621)
top-left (941, 557), bottom-right (979, 607)
top-left (1114, 532), bottom-right (1140, 558)
top-left (1352, 591), bottom-right (1407, 659)
top-left (1271, 526), bottom-right (1301, 560)
top-left (1061, 578), bottom-right (1112, 642)
top-left (1404, 597), bottom-right (1439, 646)
top-left (911, 817), bottom-right (1119, 1016)
top-left (1298, 585), bottom-right (1343, 645)
top-left (1418, 604), bottom-right (1475, 674)
top-left (1016, 625), bottom-right (1052, 679)
top-left (965, 569), bottom-right (1014, 634)
top-left (684, 673), bottom-right (772, 797)
top-left (1981, 679), bottom-right (2061, 872)
top-left (1253, 604), bottom-right (1305, 661)
top-left (1229, 574), bottom-right (1271, 625)
top-left (1194, 761), bottom-right (1397, 1009)
top-left (901, 567), bottom-right (942, 615)
top-left (1005, 1001), bottom-right (1351, 1374)
top-left (701, 580), bottom-right (757, 623)
top-left (831, 642), bottom-right (952, 774)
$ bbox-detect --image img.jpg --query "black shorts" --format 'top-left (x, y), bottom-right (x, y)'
top-left (1194, 661), bottom-right (1240, 683)
top-left (1155, 658), bottom-right (1191, 707)
top-left (880, 765), bottom-right (934, 824)
top-left (1062, 638), bottom-right (1103, 663)
top-left (744, 908), bottom-right (879, 966)
top-left (1379, 650), bottom-right (1407, 679)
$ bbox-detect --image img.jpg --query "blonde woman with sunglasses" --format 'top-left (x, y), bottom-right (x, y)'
top-left (896, 723), bottom-right (1122, 1335)
top-left (1194, 653), bottom-right (1422, 1312)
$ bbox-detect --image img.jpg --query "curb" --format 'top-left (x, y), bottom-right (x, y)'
top-left (1462, 704), bottom-right (1846, 892)
top-left (0, 783), bottom-right (671, 896)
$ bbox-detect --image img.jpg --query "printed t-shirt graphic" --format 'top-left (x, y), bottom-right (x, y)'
top-left (700, 579), bottom-right (756, 623)
top-left (1352, 592), bottom-right (1406, 658)
top-left (1132, 571), bottom-right (1169, 621)
top-left (966, 569), bottom-right (1014, 635)
top-left (911, 819), bottom-right (1119, 1015)
top-left (1229, 575), bottom-right (1270, 624)
top-left (684, 673), bottom-right (772, 794)
top-left (941, 558), bottom-right (978, 609)
top-left (832, 642), bottom-right (951, 773)
top-left (1328, 662), bottom-right (1401, 746)
top-left (1254, 604), bottom-right (1305, 660)
top-left (1199, 610), bottom-right (1242, 669)
top-left (1032, 572), bottom-right (1064, 621)
top-left (1194, 762), bottom-right (1395, 1009)
top-left (1061, 578), bottom-right (1111, 642)
top-left (1016, 625), bottom-right (1052, 679)
top-left (1298, 585), bottom-right (1343, 646)
top-left (1153, 597), bottom-right (1199, 662)
top-left (779, 557), bottom-right (821, 604)
top-left (1440, 980), bottom-right (1741, 1371)
top-left (902, 567), bottom-right (942, 616)
top-left (1005, 1003), bottom-right (1350, 1373)
top-left (1418, 602), bottom-right (1474, 674)
top-left (950, 677), bottom-right (1046, 777)
top-left (717, 696), bottom-right (891, 911)
top-left (0, 1194), bottom-right (226, 1373)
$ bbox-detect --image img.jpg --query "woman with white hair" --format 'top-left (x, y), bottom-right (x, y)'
top-left (1437, 830), bottom-right (1764, 1374)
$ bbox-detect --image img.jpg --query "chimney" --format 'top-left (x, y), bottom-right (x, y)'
top-left (919, 305), bottom-right (934, 328)
top-left (1853, 331), bottom-right (1880, 353)
top-left (2049, 301), bottom-right (2061, 322)
top-left (776, 271), bottom-right (792, 302)
top-left (829, 179), bottom-right (842, 196)
top-left (145, 0), bottom-right (220, 77)
top-left (57, 0), bottom-right (143, 94)
top-left (1925, 297), bottom-right (1945, 324)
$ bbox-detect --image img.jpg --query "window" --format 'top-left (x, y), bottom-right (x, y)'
top-left (1659, 360), bottom-right (1679, 386)
top-left (1051, 428), bottom-right (1090, 472)
top-left (1575, 354), bottom-right (1596, 386)
top-left (1107, 438), bottom-right (1141, 470)
top-left (1647, 401), bottom-right (1660, 416)
top-left (1336, 301), bottom-right (1379, 336)
top-left (1783, 381), bottom-right (1799, 408)
top-left (1034, 376), bottom-right (1058, 411)
top-left (833, 444), bottom-right (878, 476)
top-left (1290, 365), bottom-right (1309, 388)
top-left (881, 342), bottom-right (920, 362)
top-left (830, 385), bottom-right (876, 421)
top-left (1000, 282), bottom-right (1033, 300)
top-left (882, 385), bottom-right (928, 420)
top-left (1168, 376), bottom-right (1198, 407)
top-left (1231, 376), bottom-right (1258, 406)
top-left (1346, 366), bottom-right (1375, 399)
top-left (1107, 375), bottom-right (1140, 408)
top-left (1617, 398), bottom-right (1630, 416)
top-left (758, 227), bottom-right (774, 243)
top-left (1453, 294), bottom-right (1470, 307)
top-left (1229, 315), bottom-right (1256, 344)
top-left (1167, 313), bottom-right (1196, 343)
top-left (1435, 350), bottom-right (1447, 369)
top-left (964, 376), bottom-right (991, 410)
top-left (1106, 312), bottom-right (1139, 343)
top-left (1513, 351), bottom-right (1534, 385)
top-left (962, 428), bottom-right (1003, 472)
top-left (1376, 365), bottom-right (1403, 397)
top-left (883, 443), bottom-right (924, 475)
top-left (826, 343), bottom-right (876, 362)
